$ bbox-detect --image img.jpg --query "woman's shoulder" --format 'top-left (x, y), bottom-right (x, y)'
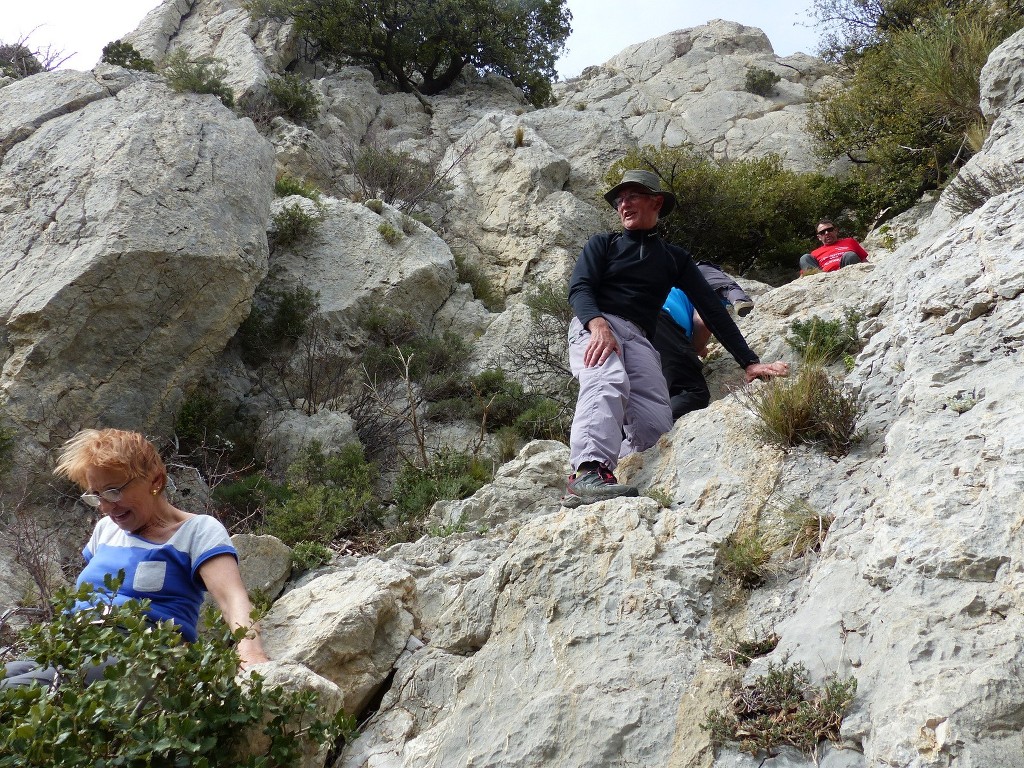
top-left (169, 514), bottom-right (233, 551)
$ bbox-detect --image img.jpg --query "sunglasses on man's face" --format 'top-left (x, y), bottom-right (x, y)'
top-left (817, 226), bottom-right (837, 236)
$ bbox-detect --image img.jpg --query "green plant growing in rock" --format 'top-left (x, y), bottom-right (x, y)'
top-left (645, 487), bottom-right (675, 508)
top-left (238, 284), bottom-right (319, 367)
top-left (271, 202), bottom-right (323, 249)
top-left (261, 442), bottom-right (380, 545)
top-left (703, 660), bottom-right (857, 760)
top-left (267, 72), bottom-right (322, 122)
top-left (744, 66), bottom-right (781, 96)
top-left (787, 309), bottom-right (863, 364)
top-left (943, 162), bottom-right (1024, 216)
top-left (291, 541), bottom-right (333, 573)
top-left (0, 34), bottom-right (69, 79)
top-left (720, 630), bottom-right (780, 667)
top-left (719, 529), bottom-right (774, 589)
top-left (392, 451), bottom-right (490, 532)
top-left (947, 390), bottom-right (980, 414)
top-left (767, 498), bottom-right (836, 559)
top-left (162, 47), bottom-right (235, 107)
top-left (0, 579), bottom-right (356, 766)
top-left (454, 250), bottom-right (504, 311)
top-left (100, 39), bottom-right (156, 71)
top-left (741, 363), bottom-right (862, 457)
top-left (275, 174), bottom-right (322, 201)
top-left (378, 221), bottom-right (402, 245)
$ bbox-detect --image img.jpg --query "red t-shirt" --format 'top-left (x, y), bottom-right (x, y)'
top-left (811, 238), bottom-right (869, 272)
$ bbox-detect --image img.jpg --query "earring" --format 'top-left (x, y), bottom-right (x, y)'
top-left (152, 488), bottom-right (160, 496)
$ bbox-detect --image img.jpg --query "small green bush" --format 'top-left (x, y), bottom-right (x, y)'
top-left (274, 174), bottom-right (321, 201)
top-left (0, 421), bottom-right (15, 479)
top-left (786, 310), bottom-right (862, 364)
top-left (703, 660), bottom-right (856, 759)
top-left (238, 284), bottom-right (319, 366)
top-left (162, 47), bottom-right (234, 107)
top-left (378, 221), bottom-right (402, 245)
top-left (267, 73), bottom-right (321, 123)
top-left (271, 202), bottom-right (322, 249)
top-left (261, 442), bottom-right (379, 544)
top-left (743, 363), bottom-right (862, 457)
top-left (100, 39), bottom-right (156, 72)
top-left (291, 541), bottom-right (333, 573)
top-left (0, 42), bottom-right (44, 79)
top-left (393, 452), bottom-right (490, 525)
top-left (721, 630), bottom-right (780, 667)
top-left (0, 579), bottom-right (356, 766)
top-left (364, 198), bottom-right (385, 214)
top-left (349, 142), bottom-right (453, 216)
top-left (943, 162), bottom-right (1024, 216)
top-left (454, 251), bottom-right (504, 311)
top-left (213, 473), bottom-right (289, 518)
top-left (744, 66), bottom-right (781, 97)
top-left (719, 530), bottom-right (773, 589)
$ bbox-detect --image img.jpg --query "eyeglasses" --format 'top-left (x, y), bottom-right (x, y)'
top-left (81, 477), bottom-right (137, 508)
top-left (816, 226), bottom-right (837, 236)
top-left (614, 192), bottom-right (658, 209)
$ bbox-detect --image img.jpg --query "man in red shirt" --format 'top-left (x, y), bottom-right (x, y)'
top-left (799, 219), bottom-right (869, 274)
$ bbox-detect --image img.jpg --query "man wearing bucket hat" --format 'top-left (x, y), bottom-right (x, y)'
top-left (564, 169), bottom-right (787, 504)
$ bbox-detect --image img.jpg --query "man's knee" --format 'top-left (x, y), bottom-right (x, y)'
top-left (839, 251), bottom-right (861, 267)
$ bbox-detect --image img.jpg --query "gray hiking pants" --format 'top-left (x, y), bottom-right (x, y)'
top-left (568, 313), bottom-right (673, 471)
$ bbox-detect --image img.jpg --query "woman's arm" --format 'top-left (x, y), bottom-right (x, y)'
top-left (198, 553), bottom-right (269, 669)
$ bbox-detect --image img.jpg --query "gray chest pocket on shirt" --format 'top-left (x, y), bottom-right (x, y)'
top-left (133, 561), bottom-right (167, 592)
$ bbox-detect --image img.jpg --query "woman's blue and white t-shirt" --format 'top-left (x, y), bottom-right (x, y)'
top-left (75, 515), bottom-right (237, 642)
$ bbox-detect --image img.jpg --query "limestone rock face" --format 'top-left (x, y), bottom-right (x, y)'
top-left (980, 27), bottom-right (1024, 121)
top-left (234, 534), bottom-right (292, 600)
top-left (553, 19), bottom-right (833, 173)
top-left (260, 560), bottom-right (416, 715)
top-left (0, 72), bottom-right (274, 441)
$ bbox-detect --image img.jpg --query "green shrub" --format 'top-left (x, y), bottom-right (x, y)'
top-left (350, 142), bottom-right (452, 215)
top-left (0, 42), bottom-right (44, 79)
top-left (364, 198), bottom-right (385, 214)
top-left (267, 72), bottom-right (321, 123)
top-left (274, 174), bottom-right (321, 201)
top-left (213, 473), bottom-right (289, 518)
top-left (261, 442), bottom-right (379, 544)
top-left (378, 221), bottom-right (402, 245)
top-left (393, 451), bottom-right (490, 525)
top-left (271, 202), bottom-right (322, 249)
top-left (720, 630), bottom-right (780, 667)
top-left (454, 251), bottom-right (504, 311)
top-left (719, 530), bottom-right (773, 589)
top-left (100, 39), bottom-right (156, 72)
top-left (0, 421), bottom-right (15, 479)
top-left (704, 660), bottom-right (856, 759)
top-left (808, 2), bottom-right (1024, 222)
top-left (238, 284), bottom-right (319, 367)
top-left (786, 309), bottom-right (863, 364)
top-left (360, 306), bottom-right (420, 346)
top-left (608, 147), bottom-right (865, 275)
top-left (742, 363), bottom-right (862, 457)
top-left (744, 66), bottom-right (781, 96)
top-left (0, 579), bottom-right (356, 766)
top-left (291, 541), bottom-right (333, 573)
top-left (162, 47), bottom-right (234, 107)
top-left (943, 162), bottom-right (1024, 216)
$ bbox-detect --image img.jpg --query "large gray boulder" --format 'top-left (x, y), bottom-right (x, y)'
top-left (0, 71), bottom-right (274, 441)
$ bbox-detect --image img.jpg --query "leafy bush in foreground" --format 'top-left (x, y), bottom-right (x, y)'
top-left (0, 578), bottom-right (355, 767)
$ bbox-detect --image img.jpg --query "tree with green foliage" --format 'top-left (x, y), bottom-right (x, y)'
top-left (808, 0), bottom-right (1023, 219)
top-left (101, 39), bottom-right (156, 72)
top-left (607, 146), bottom-right (863, 275)
top-left (248, 0), bottom-right (572, 107)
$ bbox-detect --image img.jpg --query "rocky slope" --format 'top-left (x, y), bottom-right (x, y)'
top-left (2, 2), bottom-right (1024, 766)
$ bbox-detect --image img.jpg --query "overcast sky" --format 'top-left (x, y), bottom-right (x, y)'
top-left (4, 0), bottom-right (820, 76)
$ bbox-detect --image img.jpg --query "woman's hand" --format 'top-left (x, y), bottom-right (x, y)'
top-left (198, 554), bottom-right (271, 670)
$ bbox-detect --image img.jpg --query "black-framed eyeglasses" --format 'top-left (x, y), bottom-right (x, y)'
top-left (614, 192), bottom-right (658, 209)
top-left (816, 226), bottom-right (837, 236)
top-left (81, 477), bottom-right (138, 508)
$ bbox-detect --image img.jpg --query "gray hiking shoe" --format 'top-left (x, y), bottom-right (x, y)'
top-left (565, 464), bottom-right (639, 503)
top-left (734, 299), bottom-right (754, 317)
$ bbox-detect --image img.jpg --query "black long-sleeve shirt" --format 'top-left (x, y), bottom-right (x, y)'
top-left (568, 228), bottom-right (760, 369)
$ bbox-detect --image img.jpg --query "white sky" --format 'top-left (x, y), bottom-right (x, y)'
top-left (3, 1), bottom-right (820, 76)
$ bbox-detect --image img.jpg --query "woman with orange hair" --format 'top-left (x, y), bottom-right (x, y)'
top-left (1, 428), bottom-right (267, 688)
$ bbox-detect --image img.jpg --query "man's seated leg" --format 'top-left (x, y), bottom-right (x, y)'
top-left (839, 251), bottom-right (862, 267)
top-left (653, 313), bottom-right (711, 421)
top-left (799, 253), bottom-right (820, 272)
top-left (566, 317), bottom-right (638, 502)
